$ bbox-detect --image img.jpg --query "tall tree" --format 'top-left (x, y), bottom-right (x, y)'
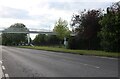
top-left (99, 1), bottom-right (120, 52)
top-left (2, 23), bottom-right (29, 45)
top-left (0, 34), bottom-right (2, 45)
top-left (53, 18), bottom-right (70, 45)
top-left (71, 9), bottom-right (102, 49)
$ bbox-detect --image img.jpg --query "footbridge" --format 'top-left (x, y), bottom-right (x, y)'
top-left (0, 27), bottom-right (76, 45)
top-left (0, 27), bottom-right (55, 34)
top-left (0, 27), bottom-right (56, 44)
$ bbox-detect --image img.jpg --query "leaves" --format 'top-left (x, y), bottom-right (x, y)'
top-left (70, 9), bottom-right (102, 50)
top-left (2, 23), bottom-right (29, 45)
top-left (99, 1), bottom-right (120, 52)
top-left (53, 18), bottom-right (70, 40)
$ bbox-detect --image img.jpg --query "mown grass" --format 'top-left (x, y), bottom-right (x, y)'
top-left (19, 46), bottom-right (119, 57)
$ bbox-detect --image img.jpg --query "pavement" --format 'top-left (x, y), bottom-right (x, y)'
top-left (0, 62), bottom-right (3, 79)
top-left (0, 45), bottom-right (3, 79)
top-left (1, 46), bottom-right (118, 77)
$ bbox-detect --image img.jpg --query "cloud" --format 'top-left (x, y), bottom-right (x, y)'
top-left (0, 18), bottom-right (39, 28)
top-left (0, 6), bottom-right (30, 19)
top-left (0, 0), bottom-right (119, 39)
top-left (0, 0), bottom-right (119, 30)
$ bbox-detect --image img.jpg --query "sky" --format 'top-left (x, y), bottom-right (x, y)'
top-left (0, 0), bottom-right (119, 39)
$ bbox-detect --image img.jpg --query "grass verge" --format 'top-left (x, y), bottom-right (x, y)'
top-left (19, 46), bottom-right (119, 58)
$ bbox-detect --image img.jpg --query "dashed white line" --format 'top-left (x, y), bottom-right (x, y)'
top-left (94, 56), bottom-right (118, 60)
top-left (96, 66), bottom-right (100, 68)
top-left (84, 64), bottom-right (87, 66)
top-left (100, 57), bottom-right (117, 60)
top-left (61, 56), bottom-right (101, 69)
top-left (82, 63), bottom-right (100, 69)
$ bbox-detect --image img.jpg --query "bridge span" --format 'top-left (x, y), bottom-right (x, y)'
top-left (0, 27), bottom-right (56, 44)
top-left (0, 27), bottom-right (75, 45)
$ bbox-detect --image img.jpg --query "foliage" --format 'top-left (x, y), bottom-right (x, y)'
top-left (33, 34), bottom-right (60, 46)
top-left (46, 35), bottom-right (60, 45)
top-left (2, 23), bottom-right (29, 46)
top-left (33, 34), bottom-right (47, 45)
top-left (0, 35), bottom-right (2, 45)
top-left (99, 1), bottom-right (120, 52)
top-left (53, 18), bottom-right (70, 41)
top-left (70, 9), bottom-right (102, 50)
top-left (67, 36), bottom-right (79, 49)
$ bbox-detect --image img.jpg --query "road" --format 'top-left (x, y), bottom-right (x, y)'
top-left (1, 46), bottom-right (118, 77)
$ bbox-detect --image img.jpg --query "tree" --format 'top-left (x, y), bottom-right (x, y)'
top-left (33, 34), bottom-right (60, 46)
top-left (53, 18), bottom-right (70, 45)
top-left (2, 23), bottom-right (29, 45)
top-left (0, 35), bottom-right (2, 45)
top-left (71, 9), bottom-right (102, 49)
top-left (46, 35), bottom-right (60, 45)
top-left (33, 34), bottom-right (47, 45)
top-left (99, 1), bottom-right (120, 52)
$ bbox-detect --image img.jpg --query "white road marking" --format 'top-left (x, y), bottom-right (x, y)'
top-left (62, 58), bottom-right (100, 69)
top-left (1, 64), bottom-right (9, 78)
top-left (94, 56), bottom-right (118, 60)
top-left (62, 57), bottom-right (101, 69)
top-left (96, 67), bottom-right (100, 68)
top-left (82, 63), bottom-right (100, 69)
top-left (2, 66), bottom-right (5, 70)
top-left (5, 74), bottom-right (9, 78)
top-left (0, 61), bottom-right (2, 64)
top-left (100, 57), bottom-right (117, 60)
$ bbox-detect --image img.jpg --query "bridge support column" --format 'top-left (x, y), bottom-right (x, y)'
top-left (64, 37), bottom-right (68, 48)
top-left (27, 33), bottom-right (30, 45)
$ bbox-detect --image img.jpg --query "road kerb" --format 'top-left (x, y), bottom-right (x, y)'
top-left (0, 61), bottom-right (3, 78)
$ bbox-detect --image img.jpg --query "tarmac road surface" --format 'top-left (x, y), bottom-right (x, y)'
top-left (1, 46), bottom-right (118, 77)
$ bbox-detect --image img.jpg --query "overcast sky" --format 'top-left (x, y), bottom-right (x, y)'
top-left (0, 0), bottom-right (119, 39)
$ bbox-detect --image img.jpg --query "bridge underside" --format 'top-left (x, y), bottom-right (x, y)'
top-left (0, 31), bottom-right (56, 35)
top-left (0, 30), bottom-right (56, 45)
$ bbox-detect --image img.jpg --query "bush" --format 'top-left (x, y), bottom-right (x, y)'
top-left (33, 34), bottom-right (61, 46)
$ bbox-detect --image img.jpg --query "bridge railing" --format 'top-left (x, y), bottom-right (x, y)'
top-left (0, 27), bottom-right (56, 35)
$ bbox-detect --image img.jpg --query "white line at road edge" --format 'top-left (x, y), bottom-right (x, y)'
top-left (5, 74), bottom-right (9, 77)
top-left (0, 61), bottom-right (2, 64)
top-left (0, 60), bottom-right (9, 78)
top-left (2, 66), bottom-right (5, 70)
